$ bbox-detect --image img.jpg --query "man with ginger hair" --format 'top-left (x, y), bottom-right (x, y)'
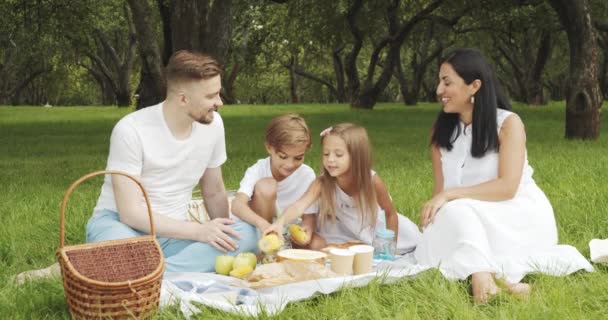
top-left (86, 50), bottom-right (258, 272)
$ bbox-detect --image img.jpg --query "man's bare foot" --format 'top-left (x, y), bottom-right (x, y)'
top-left (471, 272), bottom-right (501, 304)
top-left (12, 263), bottom-right (61, 285)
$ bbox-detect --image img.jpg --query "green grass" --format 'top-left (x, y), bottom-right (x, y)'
top-left (1, 102), bottom-right (607, 319)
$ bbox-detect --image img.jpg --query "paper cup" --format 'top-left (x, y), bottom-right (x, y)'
top-left (329, 248), bottom-right (355, 275)
top-left (349, 245), bottom-right (374, 275)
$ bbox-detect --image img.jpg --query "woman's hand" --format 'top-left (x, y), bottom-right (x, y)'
top-left (420, 192), bottom-right (448, 228)
top-left (262, 222), bottom-right (284, 237)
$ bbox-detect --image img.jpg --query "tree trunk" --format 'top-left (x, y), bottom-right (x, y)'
top-left (344, 0), bottom-right (445, 110)
top-left (288, 55), bottom-right (300, 103)
top-left (550, 0), bottom-right (601, 139)
top-left (332, 46), bottom-right (348, 102)
top-left (351, 90), bottom-right (379, 109)
top-left (171, 0), bottom-right (201, 51)
top-left (202, 0), bottom-right (232, 65)
top-left (222, 63), bottom-right (241, 104)
top-left (157, 0), bottom-right (173, 65)
top-left (127, 0), bottom-right (165, 109)
top-left (526, 31), bottom-right (552, 105)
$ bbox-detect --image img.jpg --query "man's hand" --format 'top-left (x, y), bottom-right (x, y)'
top-left (198, 218), bottom-right (241, 252)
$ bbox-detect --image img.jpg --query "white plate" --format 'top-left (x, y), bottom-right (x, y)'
top-left (589, 239), bottom-right (608, 263)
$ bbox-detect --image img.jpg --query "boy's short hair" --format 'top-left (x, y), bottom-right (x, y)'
top-left (265, 114), bottom-right (312, 150)
top-left (165, 50), bottom-right (223, 87)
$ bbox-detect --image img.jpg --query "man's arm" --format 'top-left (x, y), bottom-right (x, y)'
top-left (113, 174), bottom-right (239, 252)
top-left (199, 166), bottom-right (229, 219)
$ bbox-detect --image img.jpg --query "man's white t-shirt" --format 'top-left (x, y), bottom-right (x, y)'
top-left (93, 102), bottom-right (227, 221)
top-left (236, 157), bottom-right (317, 215)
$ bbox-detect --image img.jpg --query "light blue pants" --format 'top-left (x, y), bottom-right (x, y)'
top-left (86, 210), bottom-right (259, 273)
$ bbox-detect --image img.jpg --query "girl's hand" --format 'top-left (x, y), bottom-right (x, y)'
top-left (263, 222), bottom-right (284, 237)
top-left (420, 192), bottom-right (448, 228)
top-left (290, 227), bottom-right (312, 246)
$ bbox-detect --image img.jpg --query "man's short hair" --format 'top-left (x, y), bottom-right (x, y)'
top-left (165, 50), bottom-right (223, 85)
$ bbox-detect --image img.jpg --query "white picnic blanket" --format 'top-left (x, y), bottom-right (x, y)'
top-left (159, 248), bottom-right (594, 318)
top-left (160, 253), bottom-right (428, 317)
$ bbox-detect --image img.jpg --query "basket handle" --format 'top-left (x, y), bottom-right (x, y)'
top-left (59, 170), bottom-right (155, 248)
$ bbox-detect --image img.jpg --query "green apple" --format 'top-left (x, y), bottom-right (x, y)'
top-left (233, 252), bottom-right (257, 270)
top-left (214, 255), bottom-right (235, 275)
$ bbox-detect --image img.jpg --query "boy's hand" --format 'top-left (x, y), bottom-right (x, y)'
top-left (262, 222), bottom-right (284, 237)
top-left (256, 220), bottom-right (272, 234)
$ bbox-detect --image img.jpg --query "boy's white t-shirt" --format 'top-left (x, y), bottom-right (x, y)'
top-left (237, 157), bottom-right (317, 215)
top-left (93, 102), bottom-right (227, 221)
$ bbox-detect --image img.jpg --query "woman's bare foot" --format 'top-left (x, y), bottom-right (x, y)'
top-left (504, 282), bottom-right (531, 300)
top-left (471, 272), bottom-right (501, 304)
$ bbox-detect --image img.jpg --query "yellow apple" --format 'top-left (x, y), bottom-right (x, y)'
top-left (233, 252), bottom-right (257, 270)
top-left (258, 234), bottom-right (283, 253)
top-left (289, 224), bottom-right (310, 244)
top-left (214, 255), bottom-right (235, 275)
top-left (229, 265), bottom-right (254, 279)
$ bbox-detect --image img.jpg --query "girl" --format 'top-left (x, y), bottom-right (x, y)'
top-left (231, 114), bottom-right (317, 234)
top-left (264, 123), bottom-right (420, 253)
top-left (415, 48), bottom-right (592, 303)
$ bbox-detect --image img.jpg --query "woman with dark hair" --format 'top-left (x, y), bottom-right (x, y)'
top-left (414, 48), bottom-right (592, 303)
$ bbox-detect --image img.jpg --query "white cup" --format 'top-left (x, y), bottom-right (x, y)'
top-left (349, 245), bottom-right (374, 275)
top-left (329, 248), bottom-right (355, 275)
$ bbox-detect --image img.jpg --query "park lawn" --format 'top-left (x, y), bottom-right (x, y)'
top-left (0, 103), bottom-right (607, 319)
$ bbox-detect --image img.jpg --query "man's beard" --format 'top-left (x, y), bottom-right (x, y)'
top-left (191, 110), bottom-right (214, 124)
top-left (196, 115), bottom-right (213, 124)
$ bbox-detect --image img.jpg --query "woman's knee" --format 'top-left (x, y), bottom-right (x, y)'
top-left (435, 199), bottom-right (476, 225)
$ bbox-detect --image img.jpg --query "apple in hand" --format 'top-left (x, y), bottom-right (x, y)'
top-left (258, 233), bottom-right (283, 253)
top-left (215, 255), bottom-right (235, 275)
top-left (289, 224), bottom-right (310, 244)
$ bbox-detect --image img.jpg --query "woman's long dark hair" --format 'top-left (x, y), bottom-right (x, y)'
top-left (431, 48), bottom-right (511, 158)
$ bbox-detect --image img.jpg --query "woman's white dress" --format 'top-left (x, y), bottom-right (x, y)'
top-left (414, 109), bottom-right (592, 283)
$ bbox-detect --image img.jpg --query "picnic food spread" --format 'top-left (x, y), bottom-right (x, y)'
top-left (214, 236), bottom-right (379, 289)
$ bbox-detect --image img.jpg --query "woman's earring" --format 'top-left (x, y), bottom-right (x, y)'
top-left (470, 95), bottom-right (475, 104)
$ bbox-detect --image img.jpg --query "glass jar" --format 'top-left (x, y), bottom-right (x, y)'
top-left (372, 228), bottom-right (396, 260)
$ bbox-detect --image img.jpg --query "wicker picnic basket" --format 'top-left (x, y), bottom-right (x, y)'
top-left (56, 170), bottom-right (165, 319)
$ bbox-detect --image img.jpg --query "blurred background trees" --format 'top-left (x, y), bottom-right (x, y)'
top-left (1, 0), bottom-right (606, 138)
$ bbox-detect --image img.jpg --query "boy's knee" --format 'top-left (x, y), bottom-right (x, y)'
top-left (253, 178), bottom-right (278, 200)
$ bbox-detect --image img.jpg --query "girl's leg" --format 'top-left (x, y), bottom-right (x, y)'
top-left (307, 233), bottom-right (327, 250)
top-left (249, 178), bottom-right (278, 223)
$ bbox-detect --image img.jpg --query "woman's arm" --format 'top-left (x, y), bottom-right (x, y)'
top-left (373, 175), bottom-right (399, 240)
top-left (420, 115), bottom-right (526, 227)
top-left (430, 143), bottom-right (444, 196)
top-left (263, 178), bottom-right (321, 235)
top-left (444, 114), bottom-right (526, 201)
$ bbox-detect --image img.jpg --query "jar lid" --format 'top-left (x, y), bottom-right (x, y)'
top-left (375, 228), bottom-right (394, 239)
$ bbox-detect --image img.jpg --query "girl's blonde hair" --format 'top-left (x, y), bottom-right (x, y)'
top-left (318, 123), bottom-right (377, 228)
top-left (265, 114), bottom-right (312, 150)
